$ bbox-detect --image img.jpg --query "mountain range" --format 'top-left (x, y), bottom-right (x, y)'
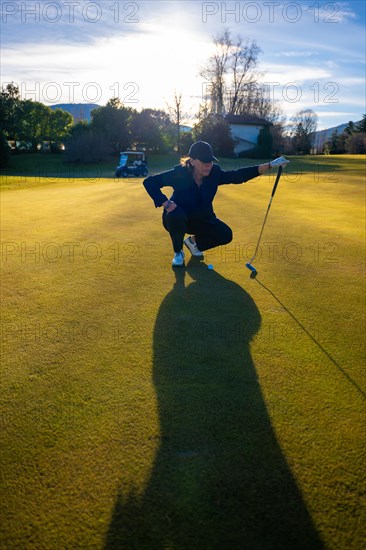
top-left (50, 103), bottom-right (99, 122)
top-left (312, 121), bottom-right (356, 140)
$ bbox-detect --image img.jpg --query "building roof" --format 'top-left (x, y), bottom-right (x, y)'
top-left (225, 114), bottom-right (272, 126)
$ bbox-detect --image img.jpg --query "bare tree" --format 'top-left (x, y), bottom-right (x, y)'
top-left (200, 30), bottom-right (261, 116)
top-left (234, 83), bottom-right (285, 124)
top-left (228, 37), bottom-right (261, 115)
top-left (200, 30), bottom-right (233, 115)
top-left (291, 109), bottom-right (318, 135)
top-left (290, 109), bottom-right (318, 154)
top-left (200, 31), bottom-right (289, 127)
top-left (166, 91), bottom-right (190, 153)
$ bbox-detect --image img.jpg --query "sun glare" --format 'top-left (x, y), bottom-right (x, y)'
top-left (91, 23), bottom-right (214, 111)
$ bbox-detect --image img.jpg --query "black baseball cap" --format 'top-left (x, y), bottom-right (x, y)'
top-left (188, 141), bottom-right (218, 163)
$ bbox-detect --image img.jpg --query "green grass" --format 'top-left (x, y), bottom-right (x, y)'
top-left (1, 155), bottom-right (365, 549)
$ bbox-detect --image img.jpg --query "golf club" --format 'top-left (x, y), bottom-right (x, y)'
top-left (246, 165), bottom-right (283, 278)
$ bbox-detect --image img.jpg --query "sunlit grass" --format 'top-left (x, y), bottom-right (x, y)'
top-left (1, 155), bottom-right (365, 549)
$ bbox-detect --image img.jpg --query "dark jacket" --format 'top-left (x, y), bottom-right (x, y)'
top-left (143, 163), bottom-right (260, 220)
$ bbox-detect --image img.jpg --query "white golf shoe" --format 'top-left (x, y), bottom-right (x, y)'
top-left (184, 236), bottom-right (204, 257)
top-left (172, 250), bottom-right (185, 267)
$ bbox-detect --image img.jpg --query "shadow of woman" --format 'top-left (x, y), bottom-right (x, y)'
top-left (105, 259), bottom-right (324, 550)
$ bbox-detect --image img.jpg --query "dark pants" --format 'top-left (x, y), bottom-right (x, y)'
top-left (162, 207), bottom-right (233, 253)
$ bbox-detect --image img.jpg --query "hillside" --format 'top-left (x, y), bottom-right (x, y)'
top-left (50, 103), bottom-right (100, 122)
top-left (312, 119), bottom-right (362, 142)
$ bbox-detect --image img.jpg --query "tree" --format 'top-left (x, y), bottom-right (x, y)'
top-left (290, 109), bottom-right (318, 154)
top-left (68, 121), bottom-right (91, 137)
top-left (16, 100), bottom-right (52, 151)
top-left (255, 126), bottom-right (273, 158)
top-left (64, 130), bottom-right (112, 163)
top-left (345, 133), bottom-right (366, 154)
top-left (293, 123), bottom-right (311, 154)
top-left (179, 131), bottom-right (194, 156)
top-left (0, 82), bottom-right (22, 141)
top-left (344, 114), bottom-right (366, 153)
top-left (200, 30), bottom-right (261, 116)
top-left (344, 121), bottom-right (355, 136)
top-left (227, 39), bottom-right (261, 116)
top-left (200, 30), bottom-right (231, 116)
top-left (193, 114), bottom-right (234, 157)
top-left (130, 109), bottom-right (163, 151)
top-left (0, 130), bottom-right (11, 168)
top-left (107, 97), bottom-right (124, 110)
top-left (324, 130), bottom-right (346, 154)
top-left (238, 125), bottom-right (273, 159)
top-left (1, 85), bottom-right (74, 151)
top-left (91, 100), bottom-right (133, 153)
top-left (130, 109), bottom-right (173, 152)
top-left (270, 123), bottom-right (287, 157)
top-left (355, 114), bottom-right (366, 133)
top-left (47, 109), bottom-right (73, 151)
top-left (235, 83), bottom-right (285, 123)
top-left (166, 91), bottom-right (190, 153)
top-left (200, 31), bottom-right (286, 125)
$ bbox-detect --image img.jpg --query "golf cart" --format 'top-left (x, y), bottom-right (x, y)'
top-left (115, 151), bottom-right (148, 178)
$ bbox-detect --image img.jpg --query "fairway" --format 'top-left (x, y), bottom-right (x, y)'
top-left (1, 155), bottom-right (365, 549)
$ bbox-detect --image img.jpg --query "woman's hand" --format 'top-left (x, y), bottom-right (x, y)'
top-left (163, 200), bottom-right (177, 213)
top-left (270, 156), bottom-right (290, 168)
top-left (258, 162), bottom-right (272, 175)
top-left (258, 156), bottom-right (289, 174)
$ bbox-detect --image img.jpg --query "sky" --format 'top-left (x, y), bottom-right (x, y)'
top-left (1, 0), bottom-right (365, 130)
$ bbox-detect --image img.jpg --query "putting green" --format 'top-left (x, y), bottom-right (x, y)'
top-left (1, 155), bottom-right (365, 549)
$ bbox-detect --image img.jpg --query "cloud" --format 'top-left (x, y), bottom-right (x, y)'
top-left (334, 77), bottom-right (366, 86)
top-left (303, 1), bottom-right (358, 23)
top-left (325, 60), bottom-right (339, 69)
top-left (258, 64), bottom-right (333, 86)
top-left (0, 0), bottom-right (143, 46)
top-left (314, 111), bottom-right (361, 118)
top-left (277, 51), bottom-right (317, 58)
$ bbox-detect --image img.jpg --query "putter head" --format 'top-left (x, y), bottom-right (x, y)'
top-left (246, 262), bottom-right (258, 278)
